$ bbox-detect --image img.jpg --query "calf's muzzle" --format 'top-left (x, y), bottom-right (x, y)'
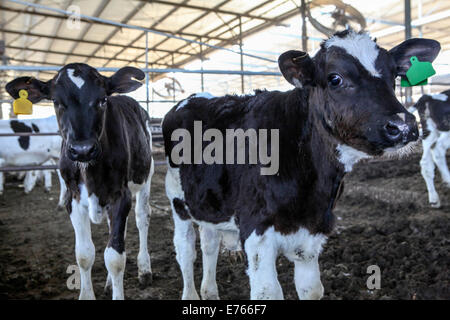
top-left (68, 139), bottom-right (100, 162)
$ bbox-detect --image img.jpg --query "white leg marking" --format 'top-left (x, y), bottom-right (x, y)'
top-left (70, 196), bottom-right (96, 300)
top-left (87, 192), bottom-right (104, 224)
top-left (134, 161), bottom-right (154, 285)
top-left (432, 131), bottom-right (450, 187)
top-left (165, 165), bottom-right (199, 299)
top-left (199, 225), bottom-right (220, 300)
top-left (104, 215), bottom-right (112, 294)
top-left (56, 169), bottom-right (67, 209)
top-left (42, 159), bottom-right (55, 192)
top-left (172, 211), bottom-right (199, 300)
top-left (104, 247), bottom-right (126, 300)
top-left (421, 131), bottom-right (440, 207)
top-left (245, 229), bottom-right (283, 300)
top-left (294, 257), bottom-right (324, 300)
top-left (280, 228), bottom-right (327, 300)
top-left (24, 170), bottom-right (38, 194)
top-left (43, 170), bottom-right (52, 192)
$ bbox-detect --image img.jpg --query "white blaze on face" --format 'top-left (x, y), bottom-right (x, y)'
top-left (67, 68), bottom-right (85, 89)
top-left (325, 31), bottom-right (381, 78)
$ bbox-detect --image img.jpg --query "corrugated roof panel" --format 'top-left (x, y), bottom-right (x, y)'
top-left (155, 7), bottom-right (206, 30)
top-left (82, 24), bottom-right (119, 42)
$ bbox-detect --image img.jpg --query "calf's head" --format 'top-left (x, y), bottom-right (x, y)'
top-left (279, 30), bottom-right (440, 156)
top-left (6, 64), bottom-right (144, 162)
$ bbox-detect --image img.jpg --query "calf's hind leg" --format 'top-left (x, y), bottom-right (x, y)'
top-left (432, 131), bottom-right (450, 187)
top-left (165, 166), bottom-right (199, 299)
top-left (420, 131), bottom-right (440, 207)
top-left (134, 164), bottom-right (154, 287)
top-left (199, 225), bottom-right (220, 300)
top-left (172, 212), bottom-right (200, 300)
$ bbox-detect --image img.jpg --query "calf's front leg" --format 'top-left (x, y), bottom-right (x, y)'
top-left (70, 197), bottom-right (95, 300)
top-left (294, 256), bottom-right (324, 300)
top-left (245, 230), bottom-right (283, 300)
top-left (104, 190), bottom-right (131, 300)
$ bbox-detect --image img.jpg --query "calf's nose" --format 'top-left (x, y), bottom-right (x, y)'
top-left (383, 121), bottom-right (404, 143)
top-left (383, 114), bottom-right (419, 145)
top-left (68, 140), bottom-right (98, 161)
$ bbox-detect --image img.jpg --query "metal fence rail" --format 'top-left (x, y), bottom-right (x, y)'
top-left (0, 129), bottom-right (165, 172)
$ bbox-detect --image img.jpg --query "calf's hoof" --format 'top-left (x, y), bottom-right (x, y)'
top-left (138, 272), bottom-right (153, 289)
top-left (298, 283), bottom-right (324, 300)
top-left (201, 288), bottom-right (220, 300)
top-left (104, 283), bottom-right (112, 296)
top-left (430, 200), bottom-right (441, 208)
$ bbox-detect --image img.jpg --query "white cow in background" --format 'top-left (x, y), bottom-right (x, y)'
top-left (0, 115), bottom-right (66, 207)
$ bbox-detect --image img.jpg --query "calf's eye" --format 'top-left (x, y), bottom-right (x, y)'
top-left (327, 73), bottom-right (343, 87)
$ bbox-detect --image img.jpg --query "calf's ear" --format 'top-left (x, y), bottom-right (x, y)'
top-left (107, 66), bottom-right (145, 95)
top-left (278, 50), bottom-right (315, 88)
top-left (389, 38), bottom-right (441, 76)
top-left (5, 77), bottom-right (51, 103)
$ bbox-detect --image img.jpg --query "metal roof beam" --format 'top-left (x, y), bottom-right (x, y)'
top-left (63, 0), bottom-right (110, 64)
top-left (85, 1), bottom-right (148, 64)
top-left (4, 45), bottom-right (171, 67)
top-left (43, 0), bottom-right (75, 64)
top-left (138, 0), bottom-right (278, 23)
top-left (159, 7), bottom-right (299, 78)
top-left (145, 0), bottom-right (278, 69)
top-left (0, 6), bottom-right (229, 41)
top-left (101, 0), bottom-right (190, 67)
top-left (0, 28), bottom-right (199, 57)
top-left (137, 0), bottom-right (230, 67)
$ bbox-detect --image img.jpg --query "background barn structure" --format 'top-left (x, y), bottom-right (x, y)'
top-left (0, 0), bottom-right (448, 300)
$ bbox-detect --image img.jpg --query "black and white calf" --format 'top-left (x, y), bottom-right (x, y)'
top-left (0, 116), bottom-right (65, 205)
top-left (412, 90), bottom-right (450, 207)
top-left (162, 30), bottom-right (440, 300)
top-left (6, 64), bottom-right (154, 300)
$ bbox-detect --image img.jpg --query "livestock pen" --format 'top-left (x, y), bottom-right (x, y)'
top-left (0, 0), bottom-right (449, 301)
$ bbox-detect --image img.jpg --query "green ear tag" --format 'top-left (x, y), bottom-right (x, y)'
top-left (405, 56), bottom-right (436, 86)
top-left (401, 77), bottom-right (428, 87)
top-left (13, 89), bottom-right (33, 115)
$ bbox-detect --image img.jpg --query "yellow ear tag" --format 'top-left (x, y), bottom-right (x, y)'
top-left (13, 89), bottom-right (33, 115)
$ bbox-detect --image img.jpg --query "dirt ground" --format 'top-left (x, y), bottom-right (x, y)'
top-left (0, 150), bottom-right (448, 300)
